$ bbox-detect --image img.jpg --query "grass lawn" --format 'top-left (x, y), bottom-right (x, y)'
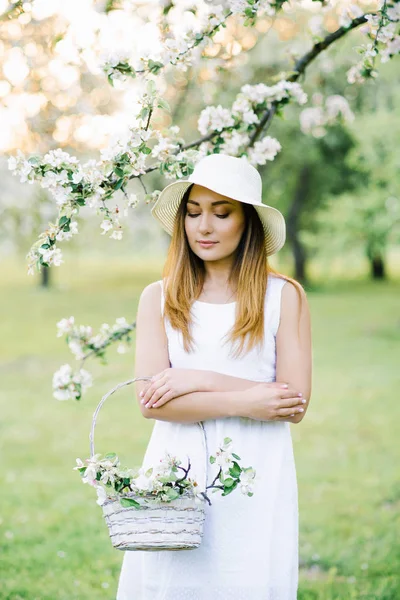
top-left (0, 255), bottom-right (399, 599)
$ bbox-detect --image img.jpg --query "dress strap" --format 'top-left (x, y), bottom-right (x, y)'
top-left (267, 276), bottom-right (288, 337)
top-left (158, 279), bottom-right (165, 317)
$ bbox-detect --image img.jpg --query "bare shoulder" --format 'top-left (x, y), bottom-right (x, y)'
top-left (139, 280), bottom-right (162, 302)
top-left (280, 278), bottom-right (311, 332)
top-left (281, 279), bottom-right (308, 310)
top-left (137, 280), bottom-right (162, 316)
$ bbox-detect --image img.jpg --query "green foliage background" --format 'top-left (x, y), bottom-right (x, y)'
top-left (1, 256), bottom-right (399, 599)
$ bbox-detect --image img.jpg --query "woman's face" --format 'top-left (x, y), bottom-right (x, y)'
top-left (184, 184), bottom-right (246, 262)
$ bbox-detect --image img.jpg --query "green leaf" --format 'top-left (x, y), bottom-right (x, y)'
top-left (104, 452), bottom-right (117, 459)
top-left (140, 146), bottom-right (152, 155)
top-left (58, 216), bottom-right (69, 227)
top-left (229, 462), bottom-right (241, 479)
top-left (223, 478), bottom-right (235, 487)
top-left (113, 178), bottom-right (125, 191)
top-left (232, 453), bottom-right (241, 461)
top-left (114, 167), bottom-right (124, 177)
top-left (222, 481), bottom-right (238, 496)
top-left (147, 78), bottom-right (156, 94)
top-left (165, 488), bottom-right (180, 501)
top-left (209, 456), bottom-right (216, 464)
top-left (223, 437), bottom-right (232, 445)
top-left (145, 468), bottom-right (153, 477)
top-left (120, 497), bottom-right (141, 509)
top-left (157, 98), bottom-right (170, 113)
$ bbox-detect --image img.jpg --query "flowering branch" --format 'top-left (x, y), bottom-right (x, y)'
top-left (75, 436), bottom-right (256, 508)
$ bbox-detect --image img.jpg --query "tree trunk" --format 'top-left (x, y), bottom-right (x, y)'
top-left (41, 265), bottom-right (50, 288)
top-left (286, 165), bottom-right (311, 285)
top-left (370, 253), bottom-right (386, 280)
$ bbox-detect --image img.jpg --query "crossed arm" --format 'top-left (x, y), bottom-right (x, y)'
top-left (133, 280), bottom-right (312, 424)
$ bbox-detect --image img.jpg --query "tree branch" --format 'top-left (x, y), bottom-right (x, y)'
top-left (248, 14), bottom-right (373, 147)
top-left (130, 12), bottom-right (376, 174)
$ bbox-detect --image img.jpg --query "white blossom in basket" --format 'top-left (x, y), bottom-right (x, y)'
top-left (239, 467), bottom-right (256, 496)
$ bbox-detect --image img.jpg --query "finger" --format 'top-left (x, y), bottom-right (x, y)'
top-left (144, 384), bottom-right (170, 409)
top-left (152, 391), bottom-right (174, 409)
top-left (276, 405), bottom-right (305, 417)
top-left (151, 371), bottom-right (166, 383)
top-left (139, 382), bottom-right (151, 402)
top-left (277, 396), bottom-right (307, 409)
top-left (268, 381), bottom-right (289, 388)
top-left (141, 378), bottom-right (166, 404)
top-left (279, 389), bottom-right (303, 401)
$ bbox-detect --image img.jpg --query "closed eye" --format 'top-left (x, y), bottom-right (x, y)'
top-left (186, 213), bottom-right (229, 219)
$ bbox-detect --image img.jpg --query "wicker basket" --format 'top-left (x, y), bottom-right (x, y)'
top-left (89, 377), bottom-right (208, 551)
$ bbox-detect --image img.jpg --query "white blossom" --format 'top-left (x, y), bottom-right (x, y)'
top-left (126, 194), bottom-right (139, 209)
top-left (43, 149), bottom-right (78, 168)
top-left (110, 229), bottom-right (123, 240)
top-left (198, 105), bottom-right (235, 135)
top-left (220, 130), bottom-right (250, 155)
top-left (96, 486), bottom-right (108, 506)
top-left (100, 220), bottom-right (113, 234)
top-left (38, 247), bottom-right (63, 267)
top-left (56, 316), bottom-right (75, 337)
top-left (247, 136), bottom-right (282, 166)
top-left (56, 220), bottom-right (78, 242)
top-left (52, 364), bottom-right (93, 401)
top-left (239, 467), bottom-right (256, 495)
top-left (68, 339), bottom-right (85, 360)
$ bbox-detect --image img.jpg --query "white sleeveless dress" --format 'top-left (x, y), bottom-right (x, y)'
top-left (117, 274), bottom-right (298, 600)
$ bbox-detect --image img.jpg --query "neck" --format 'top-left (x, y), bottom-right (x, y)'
top-left (203, 257), bottom-right (234, 287)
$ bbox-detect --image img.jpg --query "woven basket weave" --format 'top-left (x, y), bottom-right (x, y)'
top-left (89, 377), bottom-right (207, 551)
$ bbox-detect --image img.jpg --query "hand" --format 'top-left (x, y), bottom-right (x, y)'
top-left (242, 383), bottom-right (306, 421)
top-left (139, 368), bottom-right (202, 409)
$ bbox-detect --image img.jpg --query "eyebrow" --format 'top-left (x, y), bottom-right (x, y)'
top-left (187, 199), bottom-right (233, 207)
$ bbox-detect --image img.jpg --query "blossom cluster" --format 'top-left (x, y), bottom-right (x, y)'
top-left (7, 82), bottom-right (178, 274)
top-left (209, 437), bottom-right (256, 497)
top-left (345, 1), bottom-right (400, 84)
top-left (300, 94), bottom-right (355, 138)
top-left (52, 364), bottom-right (93, 401)
top-left (52, 315), bottom-right (134, 401)
top-left (56, 315), bottom-right (133, 361)
top-left (8, 74), bottom-right (307, 275)
top-left (98, 1), bottom-right (283, 84)
top-left (197, 80), bottom-right (307, 166)
top-left (75, 437), bottom-right (256, 508)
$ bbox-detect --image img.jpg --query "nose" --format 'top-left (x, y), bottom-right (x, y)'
top-left (198, 211), bottom-right (213, 235)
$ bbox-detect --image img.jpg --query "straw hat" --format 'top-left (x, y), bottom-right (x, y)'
top-left (151, 153), bottom-right (286, 256)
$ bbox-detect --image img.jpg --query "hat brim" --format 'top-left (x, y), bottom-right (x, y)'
top-left (151, 180), bottom-right (286, 256)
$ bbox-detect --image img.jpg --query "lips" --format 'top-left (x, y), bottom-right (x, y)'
top-left (198, 241), bottom-right (217, 248)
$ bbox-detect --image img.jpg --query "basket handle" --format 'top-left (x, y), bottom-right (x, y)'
top-left (89, 377), bottom-right (208, 491)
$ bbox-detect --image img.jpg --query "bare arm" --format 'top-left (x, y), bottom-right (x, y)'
top-left (135, 281), bottom-right (307, 424)
top-left (275, 281), bottom-right (313, 424)
top-left (134, 282), bottom-right (245, 423)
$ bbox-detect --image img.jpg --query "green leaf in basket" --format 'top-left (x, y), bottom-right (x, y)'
top-left (120, 497), bottom-right (141, 509)
top-left (222, 480), bottom-right (238, 496)
top-left (223, 478), bottom-right (235, 487)
top-left (229, 461), bottom-right (241, 479)
top-left (164, 488), bottom-right (180, 501)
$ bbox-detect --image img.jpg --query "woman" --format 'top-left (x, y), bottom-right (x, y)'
top-left (117, 153), bottom-right (312, 599)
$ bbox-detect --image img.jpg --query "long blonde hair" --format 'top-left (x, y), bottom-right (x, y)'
top-left (162, 185), bottom-right (302, 357)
